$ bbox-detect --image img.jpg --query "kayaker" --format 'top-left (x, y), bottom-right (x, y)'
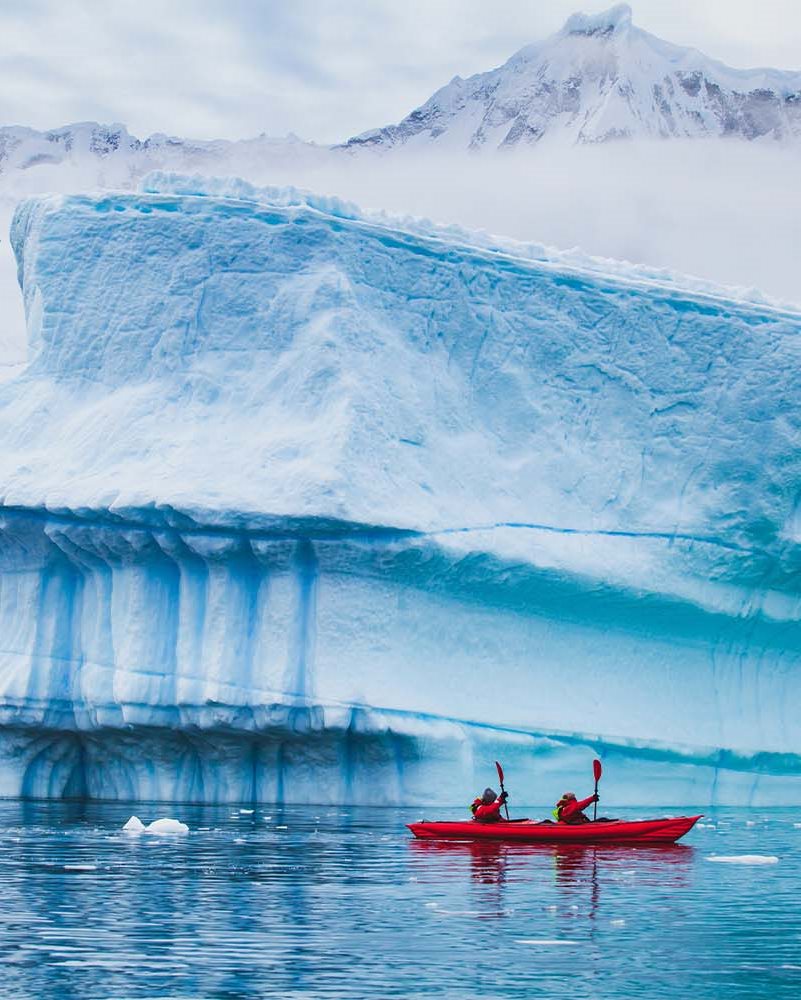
top-left (553, 791), bottom-right (598, 824)
top-left (470, 787), bottom-right (509, 822)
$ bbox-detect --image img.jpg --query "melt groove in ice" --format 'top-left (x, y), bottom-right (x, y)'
top-left (1, 176), bottom-right (801, 805)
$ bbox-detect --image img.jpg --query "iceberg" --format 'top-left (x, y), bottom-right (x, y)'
top-left (143, 818), bottom-right (190, 836)
top-left (1, 173), bottom-right (800, 805)
top-left (122, 815), bottom-right (188, 834)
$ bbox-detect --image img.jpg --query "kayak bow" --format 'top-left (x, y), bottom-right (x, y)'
top-left (407, 815), bottom-right (702, 845)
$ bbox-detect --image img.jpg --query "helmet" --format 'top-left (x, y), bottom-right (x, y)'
top-left (482, 787), bottom-right (497, 805)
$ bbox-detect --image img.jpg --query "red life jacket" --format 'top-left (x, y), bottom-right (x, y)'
top-left (470, 798), bottom-right (503, 822)
top-left (555, 794), bottom-right (595, 824)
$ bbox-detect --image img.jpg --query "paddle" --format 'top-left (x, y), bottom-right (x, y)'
top-left (495, 760), bottom-right (510, 819)
top-left (592, 758), bottom-right (602, 821)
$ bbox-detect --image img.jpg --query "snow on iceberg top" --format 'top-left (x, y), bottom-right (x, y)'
top-left (139, 172), bottom-right (801, 315)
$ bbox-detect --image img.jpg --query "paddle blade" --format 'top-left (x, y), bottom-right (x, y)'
top-left (593, 759), bottom-right (603, 783)
top-left (495, 760), bottom-right (505, 785)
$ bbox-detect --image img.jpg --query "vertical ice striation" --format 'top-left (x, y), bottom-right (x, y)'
top-left (0, 174), bottom-right (800, 804)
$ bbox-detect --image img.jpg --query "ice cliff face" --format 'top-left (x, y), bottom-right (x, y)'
top-left (1, 174), bottom-right (801, 805)
top-left (343, 4), bottom-right (801, 151)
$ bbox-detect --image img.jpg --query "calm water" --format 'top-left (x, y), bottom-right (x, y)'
top-left (0, 801), bottom-right (799, 999)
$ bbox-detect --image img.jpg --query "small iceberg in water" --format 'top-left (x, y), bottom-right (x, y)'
top-left (145, 818), bottom-right (190, 835)
top-left (706, 854), bottom-right (778, 865)
top-left (122, 815), bottom-right (189, 835)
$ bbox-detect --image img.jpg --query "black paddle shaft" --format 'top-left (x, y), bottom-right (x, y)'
top-left (592, 759), bottom-right (603, 821)
top-left (499, 778), bottom-right (510, 819)
top-left (495, 760), bottom-right (510, 820)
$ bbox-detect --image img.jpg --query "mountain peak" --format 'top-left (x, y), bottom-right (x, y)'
top-left (561, 3), bottom-right (632, 38)
top-left (342, 5), bottom-right (801, 152)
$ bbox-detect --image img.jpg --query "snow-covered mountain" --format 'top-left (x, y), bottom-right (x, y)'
top-left (3, 4), bottom-right (800, 181)
top-left (0, 120), bottom-right (323, 182)
top-left (343, 3), bottom-right (801, 151)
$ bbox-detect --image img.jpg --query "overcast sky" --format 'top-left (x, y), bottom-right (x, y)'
top-left (1, 0), bottom-right (800, 143)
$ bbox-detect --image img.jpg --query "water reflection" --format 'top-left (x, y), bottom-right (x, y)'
top-left (1, 803), bottom-right (798, 1000)
top-left (409, 838), bottom-right (694, 916)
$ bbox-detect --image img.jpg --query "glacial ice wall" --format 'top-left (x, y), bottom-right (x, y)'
top-left (1, 174), bottom-right (801, 805)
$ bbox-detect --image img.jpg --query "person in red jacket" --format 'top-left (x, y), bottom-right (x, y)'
top-left (554, 791), bottom-right (599, 824)
top-left (470, 787), bottom-right (509, 822)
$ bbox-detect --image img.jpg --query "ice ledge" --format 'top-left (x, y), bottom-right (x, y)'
top-left (138, 172), bottom-right (801, 314)
top-left (2, 697), bottom-right (798, 777)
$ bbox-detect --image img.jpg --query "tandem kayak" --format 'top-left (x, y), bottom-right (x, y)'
top-left (407, 815), bottom-right (702, 845)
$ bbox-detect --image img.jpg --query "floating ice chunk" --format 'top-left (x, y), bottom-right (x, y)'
top-left (64, 864), bottom-right (97, 871)
top-left (610, 919), bottom-right (626, 927)
top-left (144, 818), bottom-right (189, 836)
top-left (706, 854), bottom-right (778, 865)
top-left (122, 816), bottom-right (146, 833)
top-left (793, 823), bottom-right (801, 829)
top-left (239, 809), bottom-right (254, 815)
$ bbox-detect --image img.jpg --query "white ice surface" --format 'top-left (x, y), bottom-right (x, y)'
top-left (123, 815), bottom-right (188, 834)
top-left (144, 818), bottom-right (189, 836)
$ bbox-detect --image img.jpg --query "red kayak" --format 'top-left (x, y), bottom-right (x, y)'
top-left (407, 815), bottom-right (702, 845)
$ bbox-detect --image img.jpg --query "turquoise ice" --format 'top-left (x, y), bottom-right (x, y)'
top-left (1, 174), bottom-right (800, 804)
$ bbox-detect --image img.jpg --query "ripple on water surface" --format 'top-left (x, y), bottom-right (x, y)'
top-left (0, 802), bottom-right (800, 999)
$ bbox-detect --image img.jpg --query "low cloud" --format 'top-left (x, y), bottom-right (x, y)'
top-left (248, 139), bottom-right (801, 307)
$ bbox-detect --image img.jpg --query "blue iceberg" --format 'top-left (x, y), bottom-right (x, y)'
top-left (1, 173), bottom-right (800, 805)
